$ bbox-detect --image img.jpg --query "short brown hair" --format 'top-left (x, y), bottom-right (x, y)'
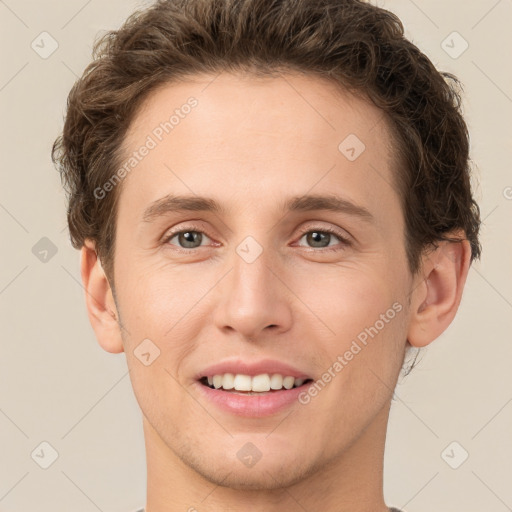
top-left (52, 0), bottom-right (481, 285)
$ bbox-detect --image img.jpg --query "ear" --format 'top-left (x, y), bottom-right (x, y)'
top-left (407, 232), bottom-right (472, 348)
top-left (80, 239), bottom-right (124, 354)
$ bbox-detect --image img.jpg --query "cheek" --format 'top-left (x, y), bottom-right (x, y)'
top-left (115, 257), bottom-right (205, 332)
top-left (305, 269), bottom-right (407, 420)
top-left (302, 262), bottom-right (402, 336)
top-left (286, 265), bottom-right (408, 451)
top-left (118, 266), bottom-right (206, 420)
top-left (295, 261), bottom-right (407, 389)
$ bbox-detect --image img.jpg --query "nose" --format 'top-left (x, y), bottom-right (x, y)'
top-left (212, 245), bottom-right (293, 342)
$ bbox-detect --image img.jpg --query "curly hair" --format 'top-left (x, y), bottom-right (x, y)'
top-left (52, 0), bottom-right (481, 286)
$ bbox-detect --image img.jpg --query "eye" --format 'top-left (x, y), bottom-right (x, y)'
top-left (163, 227), bottom-right (213, 249)
top-left (296, 227), bottom-right (351, 251)
top-left (161, 224), bottom-right (351, 252)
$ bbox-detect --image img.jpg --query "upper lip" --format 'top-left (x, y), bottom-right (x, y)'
top-left (196, 358), bottom-right (313, 380)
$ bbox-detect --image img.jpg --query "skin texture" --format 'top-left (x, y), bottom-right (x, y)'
top-left (81, 72), bottom-right (471, 512)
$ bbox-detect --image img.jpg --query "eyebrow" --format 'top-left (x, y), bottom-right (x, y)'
top-left (142, 195), bottom-right (224, 222)
top-left (283, 194), bottom-right (373, 222)
top-left (142, 193), bottom-right (374, 223)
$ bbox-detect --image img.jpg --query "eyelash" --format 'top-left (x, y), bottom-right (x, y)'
top-left (162, 223), bottom-right (352, 253)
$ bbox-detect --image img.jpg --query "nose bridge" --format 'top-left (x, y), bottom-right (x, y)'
top-left (233, 237), bottom-right (273, 297)
top-left (213, 233), bottom-right (292, 338)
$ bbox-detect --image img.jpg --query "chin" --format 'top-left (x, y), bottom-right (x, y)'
top-left (182, 449), bottom-right (319, 491)
top-left (201, 466), bottom-right (309, 491)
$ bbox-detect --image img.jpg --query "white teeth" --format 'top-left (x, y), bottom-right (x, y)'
top-left (222, 373), bottom-right (235, 390)
top-left (204, 373), bottom-right (309, 392)
top-left (282, 376), bottom-right (295, 389)
top-left (233, 374), bottom-right (252, 391)
top-left (269, 374), bottom-right (283, 389)
top-left (251, 374), bottom-right (271, 392)
top-left (212, 375), bottom-right (223, 389)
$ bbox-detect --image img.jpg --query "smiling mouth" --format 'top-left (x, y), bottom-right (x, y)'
top-left (199, 375), bottom-right (314, 394)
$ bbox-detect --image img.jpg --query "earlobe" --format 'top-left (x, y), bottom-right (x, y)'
top-left (80, 239), bottom-right (124, 354)
top-left (407, 234), bottom-right (472, 348)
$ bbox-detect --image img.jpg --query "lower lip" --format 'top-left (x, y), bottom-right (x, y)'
top-left (194, 381), bottom-right (311, 417)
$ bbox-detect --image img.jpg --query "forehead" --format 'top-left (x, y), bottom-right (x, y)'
top-left (118, 71), bottom-right (398, 223)
top-left (124, 71), bottom-right (391, 152)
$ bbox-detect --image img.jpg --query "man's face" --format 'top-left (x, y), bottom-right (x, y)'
top-left (111, 72), bottom-right (414, 489)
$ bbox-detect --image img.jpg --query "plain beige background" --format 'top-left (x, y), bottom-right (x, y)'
top-left (1, 0), bottom-right (511, 511)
